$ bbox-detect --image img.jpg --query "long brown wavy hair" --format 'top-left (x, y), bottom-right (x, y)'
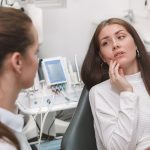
top-left (0, 122), bottom-right (21, 150)
top-left (81, 18), bottom-right (150, 95)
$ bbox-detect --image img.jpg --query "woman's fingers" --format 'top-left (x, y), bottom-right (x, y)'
top-left (110, 62), bottom-right (120, 82)
top-left (119, 68), bottom-right (124, 77)
top-left (109, 60), bottom-right (117, 77)
top-left (109, 60), bottom-right (123, 84)
top-left (109, 60), bottom-right (133, 92)
top-left (114, 63), bottom-right (120, 78)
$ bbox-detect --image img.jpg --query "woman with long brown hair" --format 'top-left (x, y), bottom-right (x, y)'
top-left (81, 18), bottom-right (150, 150)
top-left (0, 7), bottom-right (39, 150)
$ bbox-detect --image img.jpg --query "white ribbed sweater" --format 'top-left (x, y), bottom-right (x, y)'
top-left (89, 72), bottom-right (150, 150)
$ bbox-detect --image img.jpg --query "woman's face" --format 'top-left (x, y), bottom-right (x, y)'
top-left (98, 24), bottom-right (138, 71)
top-left (21, 24), bottom-right (39, 88)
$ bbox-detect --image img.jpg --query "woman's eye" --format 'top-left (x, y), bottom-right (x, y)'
top-left (118, 35), bottom-right (125, 40)
top-left (101, 41), bottom-right (108, 47)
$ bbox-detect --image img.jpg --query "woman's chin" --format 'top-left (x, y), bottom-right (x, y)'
top-left (23, 81), bottom-right (34, 89)
top-left (115, 58), bottom-right (127, 65)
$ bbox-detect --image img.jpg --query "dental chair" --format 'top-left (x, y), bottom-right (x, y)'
top-left (61, 86), bottom-right (98, 150)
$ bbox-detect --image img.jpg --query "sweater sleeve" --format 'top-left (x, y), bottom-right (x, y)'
top-left (89, 87), bottom-right (139, 150)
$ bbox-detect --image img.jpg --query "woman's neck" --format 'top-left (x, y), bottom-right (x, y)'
top-left (122, 60), bottom-right (139, 75)
top-left (124, 67), bottom-right (139, 75)
top-left (0, 75), bottom-right (20, 113)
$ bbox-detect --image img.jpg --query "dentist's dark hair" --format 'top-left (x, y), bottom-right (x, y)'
top-left (0, 122), bottom-right (21, 150)
top-left (0, 7), bottom-right (34, 72)
top-left (81, 18), bottom-right (150, 95)
top-left (0, 7), bottom-right (34, 149)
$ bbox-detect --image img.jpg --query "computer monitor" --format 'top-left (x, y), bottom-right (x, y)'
top-left (42, 57), bottom-right (67, 86)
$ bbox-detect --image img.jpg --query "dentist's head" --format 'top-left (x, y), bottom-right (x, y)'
top-left (0, 7), bottom-right (39, 150)
top-left (0, 7), bottom-right (39, 111)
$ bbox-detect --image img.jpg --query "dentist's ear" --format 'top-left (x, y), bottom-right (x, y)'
top-left (11, 52), bottom-right (23, 74)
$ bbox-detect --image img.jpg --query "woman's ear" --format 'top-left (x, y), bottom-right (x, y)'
top-left (11, 52), bottom-right (23, 74)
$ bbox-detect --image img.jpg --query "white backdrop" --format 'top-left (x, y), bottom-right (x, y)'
top-left (39, 0), bottom-right (150, 70)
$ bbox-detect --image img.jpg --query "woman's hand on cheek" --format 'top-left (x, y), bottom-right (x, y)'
top-left (109, 60), bottom-right (133, 92)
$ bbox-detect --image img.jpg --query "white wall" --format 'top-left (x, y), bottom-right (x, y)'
top-left (39, 0), bottom-right (149, 70)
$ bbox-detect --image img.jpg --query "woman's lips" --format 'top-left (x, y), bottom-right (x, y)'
top-left (114, 51), bottom-right (125, 58)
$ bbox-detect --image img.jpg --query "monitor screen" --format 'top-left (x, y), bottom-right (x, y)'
top-left (42, 58), bottom-right (67, 85)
